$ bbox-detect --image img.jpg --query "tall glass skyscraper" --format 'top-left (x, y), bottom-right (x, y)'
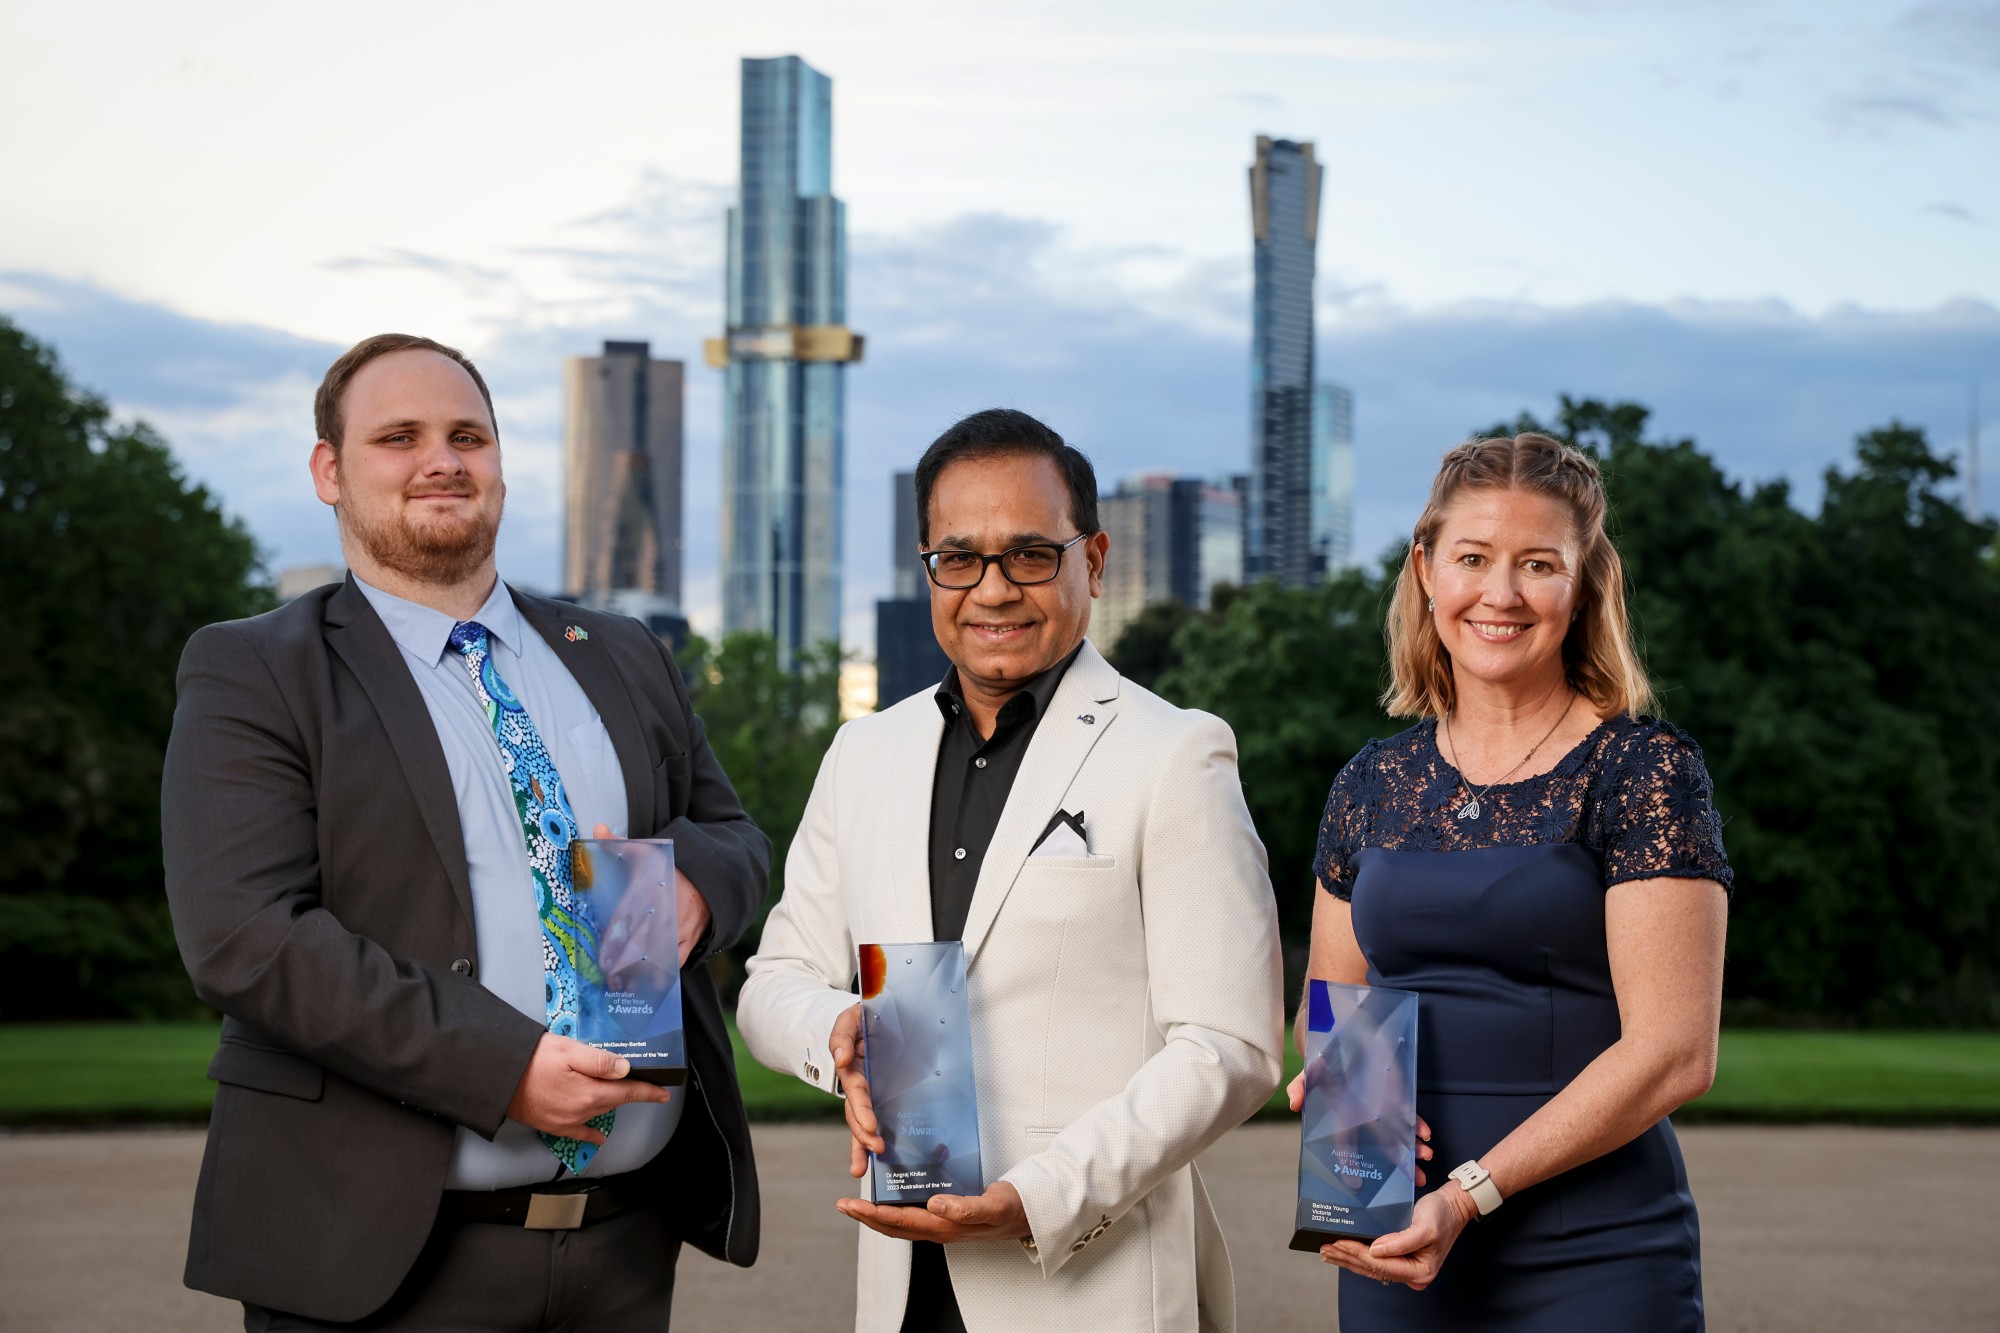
top-left (706, 55), bottom-right (861, 666)
top-left (1248, 135), bottom-right (1323, 588)
top-left (1311, 382), bottom-right (1355, 575)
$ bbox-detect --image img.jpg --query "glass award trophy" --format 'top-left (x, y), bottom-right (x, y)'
top-left (568, 838), bottom-right (685, 1086)
top-left (859, 941), bottom-right (983, 1204)
top-left (1290, 979), bottom-right (1419, 1250)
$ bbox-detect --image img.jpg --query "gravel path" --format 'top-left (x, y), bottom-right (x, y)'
top-left (3, 1123), bottom-right (1993, 1331)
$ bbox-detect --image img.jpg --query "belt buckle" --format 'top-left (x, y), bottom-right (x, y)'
top-left (523, 1193), bottom-right (589, 1230)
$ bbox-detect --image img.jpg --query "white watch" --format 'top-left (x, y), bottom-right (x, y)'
top-left (1448, 1160), bottom-right (1503, 1217)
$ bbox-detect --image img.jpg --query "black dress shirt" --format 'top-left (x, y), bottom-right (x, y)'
top-left (926, 645), bottom-right (1083, 942)
top-left (906, 644), bottom-right (1081, 1333)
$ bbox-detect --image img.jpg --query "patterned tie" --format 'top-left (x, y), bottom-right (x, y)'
top-left (447, 620), bottom-right (614, 1173)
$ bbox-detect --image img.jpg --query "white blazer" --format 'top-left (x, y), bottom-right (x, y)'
top-left (738, 640), bottom-right (1284, 1333)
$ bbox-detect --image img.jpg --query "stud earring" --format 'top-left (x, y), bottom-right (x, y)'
top-left (1427, 596), bottom-right (1435, 612)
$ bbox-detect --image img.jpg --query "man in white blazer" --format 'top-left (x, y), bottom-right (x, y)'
top-left (737, 409), bottom-right (1284, 1333)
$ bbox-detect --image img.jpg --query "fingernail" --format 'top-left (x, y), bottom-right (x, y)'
top-left (612, 1058), bottom-right (631, 1077)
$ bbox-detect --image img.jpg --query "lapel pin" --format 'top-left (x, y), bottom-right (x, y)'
top-left (565, 626), bottom-right (589, 643)
top-left (1078, 713), bottom-right (1095, 725)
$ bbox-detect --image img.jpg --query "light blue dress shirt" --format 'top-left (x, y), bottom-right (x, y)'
top-left (356, 575), bottom-right (681, 1188)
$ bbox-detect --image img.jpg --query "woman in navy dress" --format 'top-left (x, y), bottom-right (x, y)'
top-left (1291, 432), bottom-right (1731, 1331)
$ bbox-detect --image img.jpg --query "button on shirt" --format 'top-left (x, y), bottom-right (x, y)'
top-left (356, 576), bottom-right (681, 1188)
top-left (927, 645), bottom-right (1083, 941)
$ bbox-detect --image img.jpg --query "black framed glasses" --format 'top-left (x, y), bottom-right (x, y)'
top-left (919, 533), bottom-right (1089, 589)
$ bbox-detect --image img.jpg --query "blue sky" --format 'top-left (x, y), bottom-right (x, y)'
top-left (3, 1), bottom-right (1996, 647)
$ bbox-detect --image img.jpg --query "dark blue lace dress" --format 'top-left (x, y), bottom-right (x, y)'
top-left (1315, 714), bottom-right (1731, 1332)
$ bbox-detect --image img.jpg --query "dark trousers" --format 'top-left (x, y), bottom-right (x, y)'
top-left (244, 1207), bottom-right (681, 1332)
top-left (899, 1241), bottom-right (967, 1333)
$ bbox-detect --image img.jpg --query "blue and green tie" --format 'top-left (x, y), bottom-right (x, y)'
top-left (447, 620), bottom-right (613, 1173)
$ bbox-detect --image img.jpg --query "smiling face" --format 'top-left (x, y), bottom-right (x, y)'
top-left (1419, 486), bottom-right (1581, 699)
top-left (309, 348), bottom-right (505, 587)
top-left (925, 451), bottom-right (1106, 705)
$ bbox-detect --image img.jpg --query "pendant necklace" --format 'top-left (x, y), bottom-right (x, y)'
top-left (1441, 691), bottom-right (1578, 821)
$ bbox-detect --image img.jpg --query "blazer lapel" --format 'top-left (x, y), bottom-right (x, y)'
top-left (514, 591), bottom-right (652, 840)
top-left (323, 577), bottom-right (477, 931)
top-left (959, 641), bottom-right (1122, 964)
top-left (880, 697), bottom-right (946, 945)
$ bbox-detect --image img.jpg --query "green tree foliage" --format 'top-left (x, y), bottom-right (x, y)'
top-left (1104, 599), bottom-right (1198, 692)
top-left (1137, 571), bottom-right (1394, 952)
top-left (1118, 397), bottom-right (2000, 1025)
top-left (679, 632), bottom-right (843, 998)
top-left (0, 318), bottom-right (272, 1018)
top-left (1521, 399), bottom-right (2000, 1023)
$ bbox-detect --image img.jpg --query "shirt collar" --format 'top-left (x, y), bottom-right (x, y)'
top-left (354, 574), bottom-right (522, 668)
top-left (934, 642), bottom-right (1085, 727)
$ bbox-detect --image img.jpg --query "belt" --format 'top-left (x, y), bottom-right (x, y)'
top-left (441, 1171), bottom-right (647, 1231)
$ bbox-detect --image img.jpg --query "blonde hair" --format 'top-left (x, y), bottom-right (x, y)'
top-left (1382, 432), bottom-right (1655, 719)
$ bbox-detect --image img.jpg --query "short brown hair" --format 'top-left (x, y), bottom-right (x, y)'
top-left (1383, 432), bottom-right (1655, 719)
top-left (313, 333), bottom-right (496, 451)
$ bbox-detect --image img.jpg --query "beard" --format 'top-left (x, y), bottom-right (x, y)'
top-left (339, 476), bottom-right (504, 586)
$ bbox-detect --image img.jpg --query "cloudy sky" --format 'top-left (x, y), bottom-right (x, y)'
top-left (4, 0), bottom-right (1997, 647)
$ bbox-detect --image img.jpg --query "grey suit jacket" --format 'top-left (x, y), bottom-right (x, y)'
top-left (162, 576), bottom-right (768, 1321)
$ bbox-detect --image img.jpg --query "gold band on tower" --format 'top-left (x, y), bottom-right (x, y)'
top-left (704, 324), bottom-right (866, 369)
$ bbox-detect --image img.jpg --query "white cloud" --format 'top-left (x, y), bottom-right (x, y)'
top-left (3, 0), bottom-right (1996, 343)
top-left (14, 178), bottom-right (1998, 656)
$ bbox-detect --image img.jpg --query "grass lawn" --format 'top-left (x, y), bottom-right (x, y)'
top-left (1678, 1030), bottom-right (2000, 1123)
top-left (3, 1023), bottom-right (1997, 1127)
top-left (0, 1022), bottom-right (222, 1125)
top-left (1250, 1029), bottom-right (2000, 1124)
top-left (0, 1018), bottom-right (842, 1127)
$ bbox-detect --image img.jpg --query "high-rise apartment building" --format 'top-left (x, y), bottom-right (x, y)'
top-left (1312, 382), bottom-right (1355, 575)
top-left (1192, 482), bottom-right (1247, 607)
top-left (1097, 488), bottom-right (1153, 651)
top-left (1248, 135), bottom-right (1323, 588)
top-left (706, 55), bottom-right (862, 668)
top-left (875, 470), bottom-right (949, 708)
top-left (1095, 475), bottom-right (1243, 650)
top-left (562, 340), bottom-right (683, 607)
top-left (890, 470), bottom-right (923, 601)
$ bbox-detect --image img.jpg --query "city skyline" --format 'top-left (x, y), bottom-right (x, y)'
top-left (4, 3), bottom-right (1994, 653)
top-left (1097, 474), bottom-right (1243, 649)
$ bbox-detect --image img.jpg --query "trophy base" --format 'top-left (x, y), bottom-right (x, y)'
top-left (873, 1181), bottom-right (982, 1207)
top-left (870, 1161), bottom-right (982, 1206)
top-left (1289, 1218), bottom-right (1403, 1252)
top-left (622, 1063), bottom-right (686, 1087)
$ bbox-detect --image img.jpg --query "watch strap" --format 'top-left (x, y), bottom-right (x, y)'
top-left (1448, 1160), bottom-right (1503, 1216)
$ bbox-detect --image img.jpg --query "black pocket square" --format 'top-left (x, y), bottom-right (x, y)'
top-left (1030, 809), bottom-right (1088, 854)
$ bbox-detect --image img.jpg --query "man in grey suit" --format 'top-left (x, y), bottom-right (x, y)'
top-left (162, 333), bottom-right (766, 1330)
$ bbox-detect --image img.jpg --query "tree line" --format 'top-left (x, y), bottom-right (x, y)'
top-left (4, 317), bottom-right (1992, 1025)
top-left (1116, 398), bottom-right (2000, 1027)
top-left (0, 318), bottom-right (840, 1019)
